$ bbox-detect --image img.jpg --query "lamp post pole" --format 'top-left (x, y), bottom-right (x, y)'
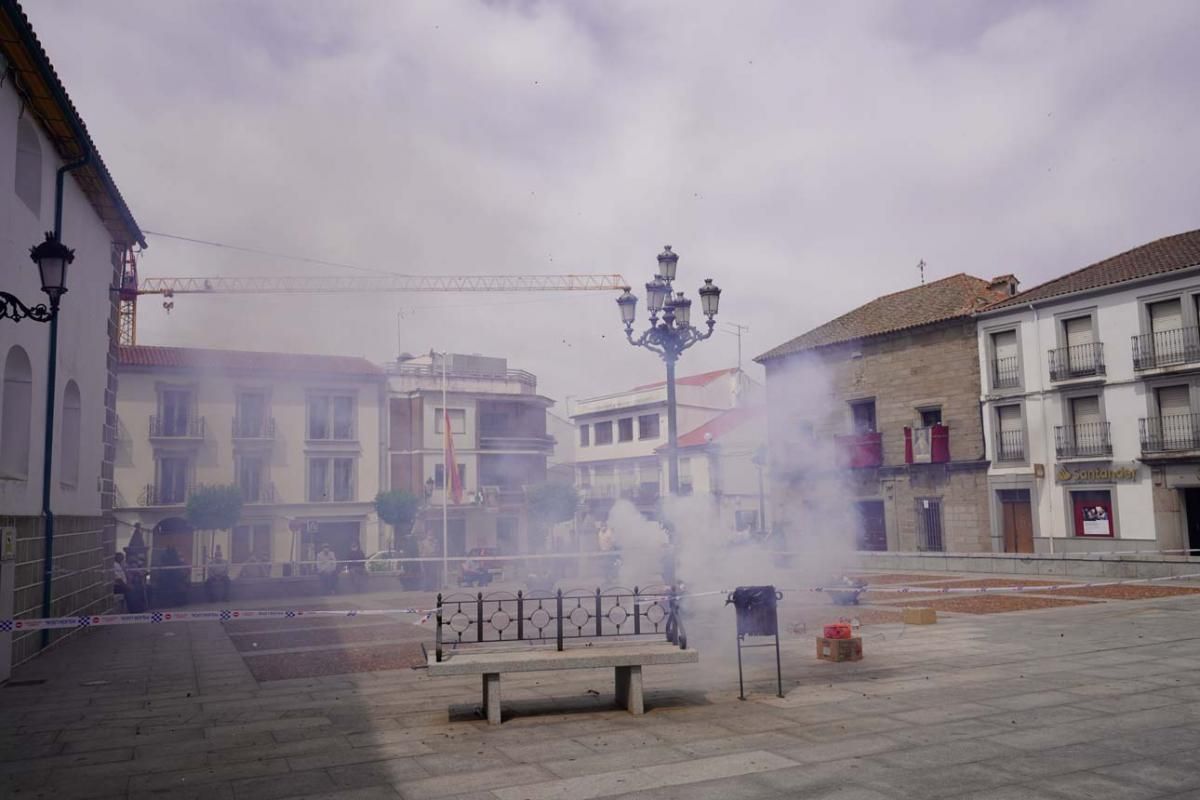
top-left (617, 247), bottom-right (722, 579)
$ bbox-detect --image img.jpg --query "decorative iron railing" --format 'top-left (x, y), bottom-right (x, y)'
top-left (434, 586), bottom-right (684, 662)
top-left (232, 417), bottom-right (275, 439)
top-left (140, 483), bottom-right (192, 506)
top-left (149, 415), bottom-right (205, 438)
top-left (1054, 421), bottom-right (1112, 459)
top-left (992, 356), bottom-right (1020, 389)
top-left (1132, 327), bottom-right (1200, 371)
top-left (1048, 342), bottom-right (1106, 381)
top-left (239, 481), bottom-right (277, 504)
top-left (996, 429), bottom-right (1025, 462)
top-left (1140, 413), bottom-right (1200, 453)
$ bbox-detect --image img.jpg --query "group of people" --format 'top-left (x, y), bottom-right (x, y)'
top-left (316, 541), bottom-right (368, 594)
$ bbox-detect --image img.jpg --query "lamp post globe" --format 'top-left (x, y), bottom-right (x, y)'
top-left (29, 231), bottom-right (75, 304)
top-left (699, 278), bottom-right (721, 318)
top-left (656, 245), bottom-right (679, 283)
top-left (616, 288), bottom-right (637, 328)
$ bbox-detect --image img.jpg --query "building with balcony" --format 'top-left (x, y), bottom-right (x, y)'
top-left (113, 345), bottom-right (386, 579)
top-left (978, 228), bottom-right (1200, 553)
top-left (757, 273), bottom-right (1016, 553)
top-left (0, 3), bottom-right (146, 672)
top-left (569, 368), bottom-right (759, 531)
top-left (385, 353), bottom-right (554, 558)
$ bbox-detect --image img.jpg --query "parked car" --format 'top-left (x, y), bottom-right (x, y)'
top-left (460, 548), bottom-right (503, 587)
top-left (366, 551), bottom-right (405, 575)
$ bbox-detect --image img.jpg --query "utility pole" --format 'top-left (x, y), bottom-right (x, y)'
top-left (723, 322), bottom-right (749, 372)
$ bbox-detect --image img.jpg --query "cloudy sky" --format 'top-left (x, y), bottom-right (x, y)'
top-left (26, 0), bottom-right (1200, 407)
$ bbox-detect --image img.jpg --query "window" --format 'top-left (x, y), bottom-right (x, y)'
top-left (1072, 490), bottom-right (1113, 537)
top-left (15, 117), bottom-right (41, 216)
top-left (308, 456), bottom-right (355, 501)
top-left (850, 400), bottom-right (876, 434)
top-left (59, 381), bottom-right (81, 489)
top-left (236, 454), bottom-right (266, 503)
top-left (996, 404), bottom-right (1024, 461)
top-left (1153, 385), bottom-right (1193, 450)
top-left (235, 391), bottom-right (268, 437)
top-left (232, 523), bottom-right (271, 564)
top-left (434, 408), bottom-right (466, 434)
top-left (434, 463), bottom-right (467, 489)
top-left (0, 346), bottom-right (33, 479)
top-left (679, 457), bottom-right (693, 494)
top-left (618, 417), bottom-right (634, 442)
top-left (991, 330), bottom-right (1020, 389)
top-left (158, 456), bottom-right (189, 504)
top-left (915, 498), bottom-right (945, 551)
top-left (594, 420), bottom-right (613, 445)
top-left (618, 465), bottom-right (637, 497)
top-left (308, 393), bottom-right (356, 440)
top-left (159, 388), bottom-right (193, 436)
top-left (579, 424), bottom-right (590, 447)
top-left (735, 509), bottom-right (759, 532)
top-left (918, 407), bottom-right (942, 428)
top-left (638, 414), bottom-right (660, 440)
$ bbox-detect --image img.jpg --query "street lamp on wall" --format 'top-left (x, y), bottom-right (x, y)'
top-left (0, 232), bottom-right (74, 323)
top-left (617, 245), bottom-right (722, 577)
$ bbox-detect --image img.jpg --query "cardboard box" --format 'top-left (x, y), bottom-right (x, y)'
top-left (902, 607), bottom-right (937, 625)
top-left (816, 636), bottom-right (862, 662)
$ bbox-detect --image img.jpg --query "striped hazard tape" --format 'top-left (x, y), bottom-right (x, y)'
top-left (0, 606), bottom-right (435, 632)
top-left (808, 570), bottom-right (1200, 595)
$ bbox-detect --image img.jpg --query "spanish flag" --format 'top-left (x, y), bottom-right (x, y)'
top-left (444, 408), bottom-right (464, 505)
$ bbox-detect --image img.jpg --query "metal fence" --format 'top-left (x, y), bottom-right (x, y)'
top-left (1048, 342), bottom-right (1105, 381)
top-left (1140, 413), bottom-right (1200, 452)
top-left (1132, 327), bottom-right (1200, 371)
top-left (915, 499), bottom-right (944, 552)
top-left (1055, 421), bottom-right (1112, 459)
top-left (149, 415), bottom-right (205, 438)
top-left (992, 357), bottom-right (1020, 389)
top-left (996, 429), bottom-right (1025, 462)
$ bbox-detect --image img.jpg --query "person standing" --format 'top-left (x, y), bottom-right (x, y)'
top-left (317, 543), bottom-right (339, 594)
top-left (112, 552), bottom-right (129, 613)
top-left (158, 544), bottom-right (186, 607)
top-left (346, 541), bottom-right (367, 593)
top-left (206, 546), bottom-right (231, 603)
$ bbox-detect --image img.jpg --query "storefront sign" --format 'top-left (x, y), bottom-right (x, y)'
top-left (1054, 463), bottom-right (1140, 484)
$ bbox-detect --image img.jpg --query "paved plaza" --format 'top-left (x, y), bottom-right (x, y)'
top-left (5, 578), bottom-right (1200, 799)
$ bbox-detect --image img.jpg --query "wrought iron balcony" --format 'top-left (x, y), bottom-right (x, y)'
top-left (995, 429), bottom-right (1025, 462)
top-left (1132, 327), bottom-right (1200, 371)
top-left (1048, 343), bottom-right (1106, 381)
top-left (149, 415), bottom-right (205, 439)
top-left (992, 356), bottom-right (1020, 389)
top-left (478, 434), bottom-right (555, 452)
top-left (139, 483), bottom-right (191, 506)
top-left (239, 481), bottom-right (277, 504)
top-left (233, 416), bottom-right (275, 439)
top-left (1055, 421), bottom-right (1112, 459)
top-left (1140, 413), bottom-right (1200, 453)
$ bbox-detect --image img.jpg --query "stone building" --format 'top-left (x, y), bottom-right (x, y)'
top-left (0, 2), bottom-right (145, 673)
top-left (755, 273), bottom-right (1017, 552)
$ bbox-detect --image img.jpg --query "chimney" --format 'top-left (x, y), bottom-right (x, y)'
top-left (989, 274), bottom-right (1020, 297)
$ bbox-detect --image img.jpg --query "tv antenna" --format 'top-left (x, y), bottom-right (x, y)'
top-left (723, 322), bottom-right (750, 371)
top-left (917, 259), bottom-right (926, 285)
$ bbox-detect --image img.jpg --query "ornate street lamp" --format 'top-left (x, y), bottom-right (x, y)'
top-left (618, 245), bottom-right (722, 563)
top-left (0, 233), bottom-right (73, 323)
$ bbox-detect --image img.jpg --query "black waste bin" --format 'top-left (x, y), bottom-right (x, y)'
top-left (725, 585), bottom-right (783, 699)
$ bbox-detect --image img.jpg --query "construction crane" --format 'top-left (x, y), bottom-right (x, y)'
top-left (115, 250), bottom-right (627, 345)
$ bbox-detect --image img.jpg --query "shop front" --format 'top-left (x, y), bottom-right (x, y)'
top-left (1053, 461), bottom-right (1151, 552)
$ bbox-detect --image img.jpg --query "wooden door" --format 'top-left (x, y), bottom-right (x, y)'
top-left (999, 490), bottom-right (1034, 554)
top-left (855, 501), bottom-right (887, 552)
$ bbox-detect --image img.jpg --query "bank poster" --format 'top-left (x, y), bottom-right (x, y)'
top-left (1073, 492), bottom-right (1113, 537)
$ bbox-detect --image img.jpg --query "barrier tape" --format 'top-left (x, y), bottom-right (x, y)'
top-left (806, 570), bottom-right (1200, 595)
top-left (0, 606), bottom-right (436, 632)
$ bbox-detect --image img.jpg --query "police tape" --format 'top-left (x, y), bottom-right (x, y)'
top-left (0, 606), bottom-right (436, 632)
top-left (808, 570), bottom-right (1200, 595)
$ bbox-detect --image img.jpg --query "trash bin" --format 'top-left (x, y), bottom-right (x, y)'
top-left (725, 585), bottom-right (783, 699)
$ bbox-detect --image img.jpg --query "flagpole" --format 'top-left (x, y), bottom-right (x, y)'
top-left (441, 352), bottom-right (449, 589)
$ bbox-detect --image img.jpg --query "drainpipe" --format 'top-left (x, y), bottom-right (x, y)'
top-left (40, 152), bottom-right (91, 649)
top-left (1029, 302), bottom-right (1054, 555)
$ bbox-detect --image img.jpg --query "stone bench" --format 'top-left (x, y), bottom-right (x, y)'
top-left (426, 642), bottom-right (699, 724)
top-left (430, 586), bottom-right (694, 724)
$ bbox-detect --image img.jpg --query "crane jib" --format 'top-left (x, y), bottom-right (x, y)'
top-left (131, 274), bottom-right (628, 294)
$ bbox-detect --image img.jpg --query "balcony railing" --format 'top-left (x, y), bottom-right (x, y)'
top-left (149, 415), bottom-right (205, 439)
top-left (1048, 343), bottom-right (1106, 381)
top-left (140, 483), bottom-right (191, 506)
top-left (239, 481), bottom-right (277, 504)
top-left (1132, 327), bottom-right (1200, 371)
top-left (992, 357), bottom-right (1020, 389)
top-left (836, 431), bottom-right (883, 469)
top-left (995, 430), bottom-right (1025, 462)
top-left (479, 435), bottom-right (555, 452)
top-left (1140, 414), bottom-right (1200, 453)
top-left (233, 417), bottom-right (275, 439)
top-left (1055, 421), bottom-right (1112, 459)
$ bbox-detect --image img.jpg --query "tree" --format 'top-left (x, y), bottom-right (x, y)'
top-left (526, 482), bottom-right (580, 525)
top-left (185, 484), bottom-right (244, 559)
top-left (375, 490), bottom-right (421, 553)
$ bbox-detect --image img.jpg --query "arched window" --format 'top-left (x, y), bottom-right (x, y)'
top-left (60, 380), bottom-right (81, 489)
top-left (0, 346), bottom-right (33, 479)
top-left (15, 116), bottom-right (42, 216)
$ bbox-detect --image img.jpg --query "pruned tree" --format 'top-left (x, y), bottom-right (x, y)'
top-left (185, 484), bottom-right (244, 559)
top-left (374, 490), bottom-right (421, 553)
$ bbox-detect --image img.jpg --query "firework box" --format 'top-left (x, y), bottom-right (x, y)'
top-left (902, 607), bottom-right (937, 625)
top-left (816, 636), bottom-right (863, 662)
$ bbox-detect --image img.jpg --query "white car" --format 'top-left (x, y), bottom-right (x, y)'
top-left (365, 550), bottom-right (405, 575)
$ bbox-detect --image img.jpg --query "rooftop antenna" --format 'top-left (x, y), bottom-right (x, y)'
top-left (917, 259), bottom-right (926, 285)
top-left (723, 322), bottom-right (750, 372)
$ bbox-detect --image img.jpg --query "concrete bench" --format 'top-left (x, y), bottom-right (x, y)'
top-left (426, 642), bottom-right (698, 724)
top-left (430, 586), bottom-right (694, 724)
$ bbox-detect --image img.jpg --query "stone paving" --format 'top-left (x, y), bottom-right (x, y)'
top-left (5, 581), bottom-right (1200, 799)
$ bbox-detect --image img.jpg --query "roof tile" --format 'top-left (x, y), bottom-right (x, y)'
top-left (118, 345), bottom-right (383, 378)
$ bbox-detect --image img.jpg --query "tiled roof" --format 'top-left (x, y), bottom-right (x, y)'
top-left (666, 406), bottom-right (763, 450)
top-left (118, 345), bottom-right (383, 378)
top-left (756, 274), bottom-right (1010, 362)
top-left (633, 367), bottom-right (739, 391)
top-left (985, 229), bottom-right (1200, 311)
top-left (0, 1), bottom-right (144, 246)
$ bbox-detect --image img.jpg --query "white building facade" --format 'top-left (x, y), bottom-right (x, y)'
top-left (0, 5), bottom-right (144, 670)
top-left (977, 230), bottom-right (1200, 553)
top-left (113, 346), bottom-right (386, 577)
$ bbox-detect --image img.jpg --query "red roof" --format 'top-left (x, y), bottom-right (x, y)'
top-left (118, 345), bottom-right (383, 378)
top-left (634, 367), bottom-right (739, 391)
top-left (665, 407), bottom-right (763, 450)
